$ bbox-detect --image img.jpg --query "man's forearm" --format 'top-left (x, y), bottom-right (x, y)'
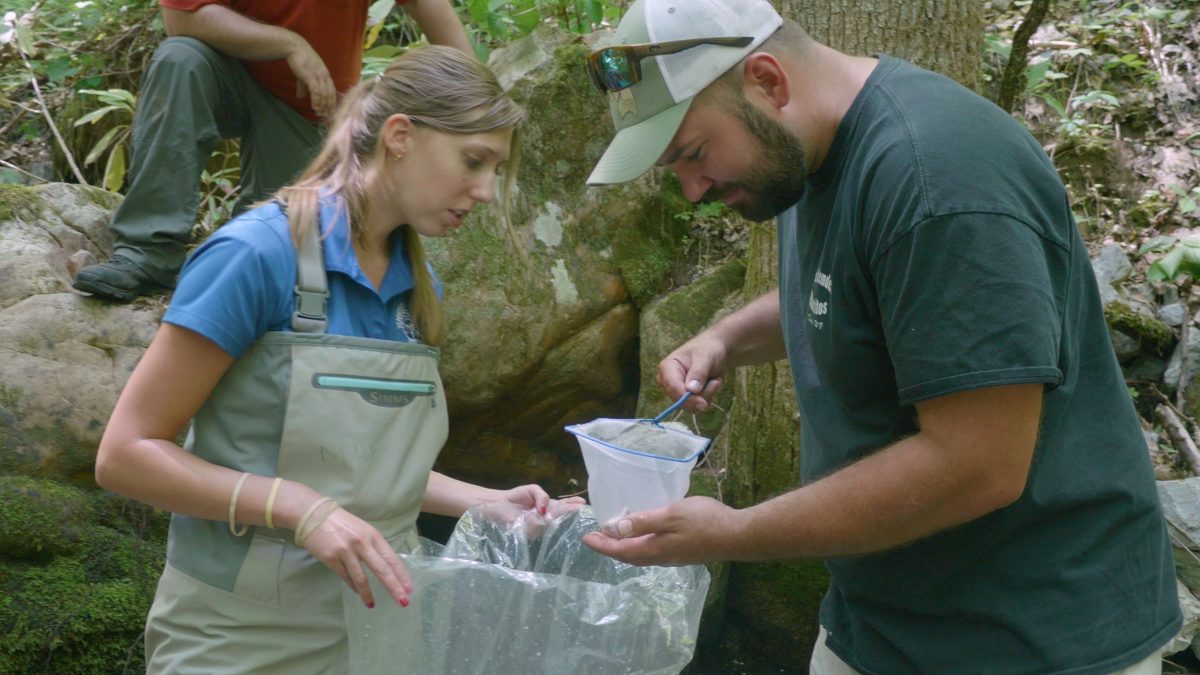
top-left (162, 5), bottom-right (304, 62)
top-left (710, 288), bottom-right (788, 368)
top-left (726, 385), bottom-right (1039, 561)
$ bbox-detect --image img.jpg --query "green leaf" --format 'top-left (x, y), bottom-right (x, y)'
top-left (1037, 94), bottom-right (1067, 118)
top-left (1025, 61), bottom-right (1052, 89)
top-left (43, 57), bottom-right (77, 83)
top-left (15, 14), bottom-right (35, 57)
top-left (1138, 235), bottom-right (1177, 255)
top-left (364, 44), bottom-right (403, 59)
top-left (1148, 238), bottom-right (1200, 283)
top-left (84, 125), bottom-right (125, 166)
top-left (103, 143), bottom-right (126, 193)
top-left (472, 38), bottom-right (490, 63)
top-left (364, 20), bottom-right (385, 50)
top-left (583, 0), bottom-right (603, 25)
top-left (86, 88), bottom-right (136, 108)
top-left (73, 105), bottom-right (123, 127)
top-left (467, 0), bottom-right (489, 27)
top-left (512, 6), bottom-right (541, 33)
top-left (1073, 90), bottom-right (1119, 107)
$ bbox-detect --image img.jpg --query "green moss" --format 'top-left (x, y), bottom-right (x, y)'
top-left (0, 428), bottom-right (40, 476)
top-left (0, 184), bottom-right (40, 222)
top-left (92, 491), bottom-right (170, 547)
top-left (0, 557), bottom-right (151, 674)
top-left (654, 259), bottom-right (747, 334)
top-left (0, 476), bottom-right (95, 560)
top-left (1128, 193), bottom-right (1173, 230)
top-left (77, 184), bottom-right (122, 211)
top-left (605, 179), bottom-right (694, 307)
top-left (76, 526), bottom-right (166, 587)
top-left (37, 432), bottom-right (102, 485)
top-left (1103, 301), bottom-right (1175, 356)
top-left (0, 384), bottom-right (20, 410)
top-left (508, 38), bottom-right (607, 204)
top-left (0, 479), bottom-right (166, 673)
top-left (0, 418), bottom-right (97, 485)
top-left (725, 560), bottom-right (830, 669)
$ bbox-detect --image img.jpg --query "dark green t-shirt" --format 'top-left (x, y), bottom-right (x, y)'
top-left (778, 55), bottom-right (1180, 674)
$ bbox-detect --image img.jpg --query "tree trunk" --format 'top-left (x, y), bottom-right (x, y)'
top-left (715, 2), bottom-right (986, 669)
top-left (782, 0), bottom-right (985, 90)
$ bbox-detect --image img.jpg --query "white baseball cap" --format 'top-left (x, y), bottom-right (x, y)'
top-left (586, 0), bottom-right (783, 186)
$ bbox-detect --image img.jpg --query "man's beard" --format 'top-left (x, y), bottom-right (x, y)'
top-left (705, 96), bottom-right (808, 222)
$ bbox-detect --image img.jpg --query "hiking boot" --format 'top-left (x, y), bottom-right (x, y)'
top-left (72, 255), bottom-right (165, 303)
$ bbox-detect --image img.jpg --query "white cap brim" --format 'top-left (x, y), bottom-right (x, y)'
top-left (586, 96), bottom-right (694, 186)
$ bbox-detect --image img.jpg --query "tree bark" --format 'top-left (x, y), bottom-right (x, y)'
top-left (997, 0), bottom-right (1053, 112)
top-left (781, 0), bottom-right (985, 90)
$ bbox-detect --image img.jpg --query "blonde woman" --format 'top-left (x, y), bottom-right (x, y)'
top-left (95, 46), bottom-right (570, 673)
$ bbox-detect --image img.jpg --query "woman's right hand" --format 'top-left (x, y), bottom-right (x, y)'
top-left (300, 506), bottom-right (413, 609)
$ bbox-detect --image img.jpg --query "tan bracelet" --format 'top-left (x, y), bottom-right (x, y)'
top-left (264, 477), bottom-right (283, 529)
top-left (297, 500), bottom-right (340, 546)
top-left (228, 472), bottom-right (251, 537)
top-left (294, 496), bottom-right (334, 546)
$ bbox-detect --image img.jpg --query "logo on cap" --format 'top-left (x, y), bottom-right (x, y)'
top-left (616, 89), bottom-right (638, 118)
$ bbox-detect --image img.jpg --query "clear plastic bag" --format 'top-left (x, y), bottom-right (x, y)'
top-left (345, 505), bottom-right (710, 674)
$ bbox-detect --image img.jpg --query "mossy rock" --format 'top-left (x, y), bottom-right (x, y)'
top-left (0, 184), bottom-right (42, 222)
top-left (75, 525), bottom-right (166, 588)
top-left (0, 556), bottom-right (154, 674)
top-left (92, 491), bottom-right (171, 545)
top-left (0, 478), bottom-right (165, 667)
top-left (1104, 301), bottom-right (1175, 357)
top-left (0, 476), bottom-right (95, 561)
top-left (725, 560), bottom-right (830, 670)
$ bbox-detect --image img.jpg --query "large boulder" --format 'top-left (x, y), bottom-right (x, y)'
top-left (0, 184), bottom-right (160, 480)
top-left (430, 26), bottom-right (694, 489)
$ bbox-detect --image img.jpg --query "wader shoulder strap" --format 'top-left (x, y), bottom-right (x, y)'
top-left (292, 215), bottom-right (329, 334)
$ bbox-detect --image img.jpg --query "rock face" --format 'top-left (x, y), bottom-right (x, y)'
top-left (428, 26), bottom-right (694, 490)
top-left (0, 184), bottom-right (161, 481)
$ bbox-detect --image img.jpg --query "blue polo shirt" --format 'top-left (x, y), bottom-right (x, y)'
top-left (165, 197), bottom-right (437, 358)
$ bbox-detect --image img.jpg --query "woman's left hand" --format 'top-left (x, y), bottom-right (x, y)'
top-left (482, 485), bottom-right (587, 536)
top-left (498, 484), bottom-right (587, 516)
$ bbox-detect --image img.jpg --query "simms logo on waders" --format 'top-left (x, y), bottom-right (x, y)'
top-left (312, 374), bottom-right (438, 409)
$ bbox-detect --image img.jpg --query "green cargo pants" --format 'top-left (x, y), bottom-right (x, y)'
top-left (111, 36), bottom-right (323, 287)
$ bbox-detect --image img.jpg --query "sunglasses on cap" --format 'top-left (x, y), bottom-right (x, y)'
top-left (586, 36), bottom-right (754, 93)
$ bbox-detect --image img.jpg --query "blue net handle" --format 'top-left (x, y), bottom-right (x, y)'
top-left (651, 392), bottom-right (692, 425)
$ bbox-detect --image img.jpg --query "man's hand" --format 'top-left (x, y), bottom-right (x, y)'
top-left (287, 38), bottom-right (336, 119)
top-left (657, 334), bottom-right (727, 412)
top-left (582, 496), bottom-right (741, 566)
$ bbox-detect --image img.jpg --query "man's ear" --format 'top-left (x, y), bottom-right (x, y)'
top-left (742, 52), bottom-right (790, 112)
top-left (382, 113), bottom-right (416, 157)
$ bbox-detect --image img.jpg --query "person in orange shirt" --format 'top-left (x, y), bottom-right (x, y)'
top-left (73, 0), bottom-right (472, 303)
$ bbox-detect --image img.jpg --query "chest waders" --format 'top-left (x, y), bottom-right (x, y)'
top-left (144, 222), bottom-right (448, 674)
